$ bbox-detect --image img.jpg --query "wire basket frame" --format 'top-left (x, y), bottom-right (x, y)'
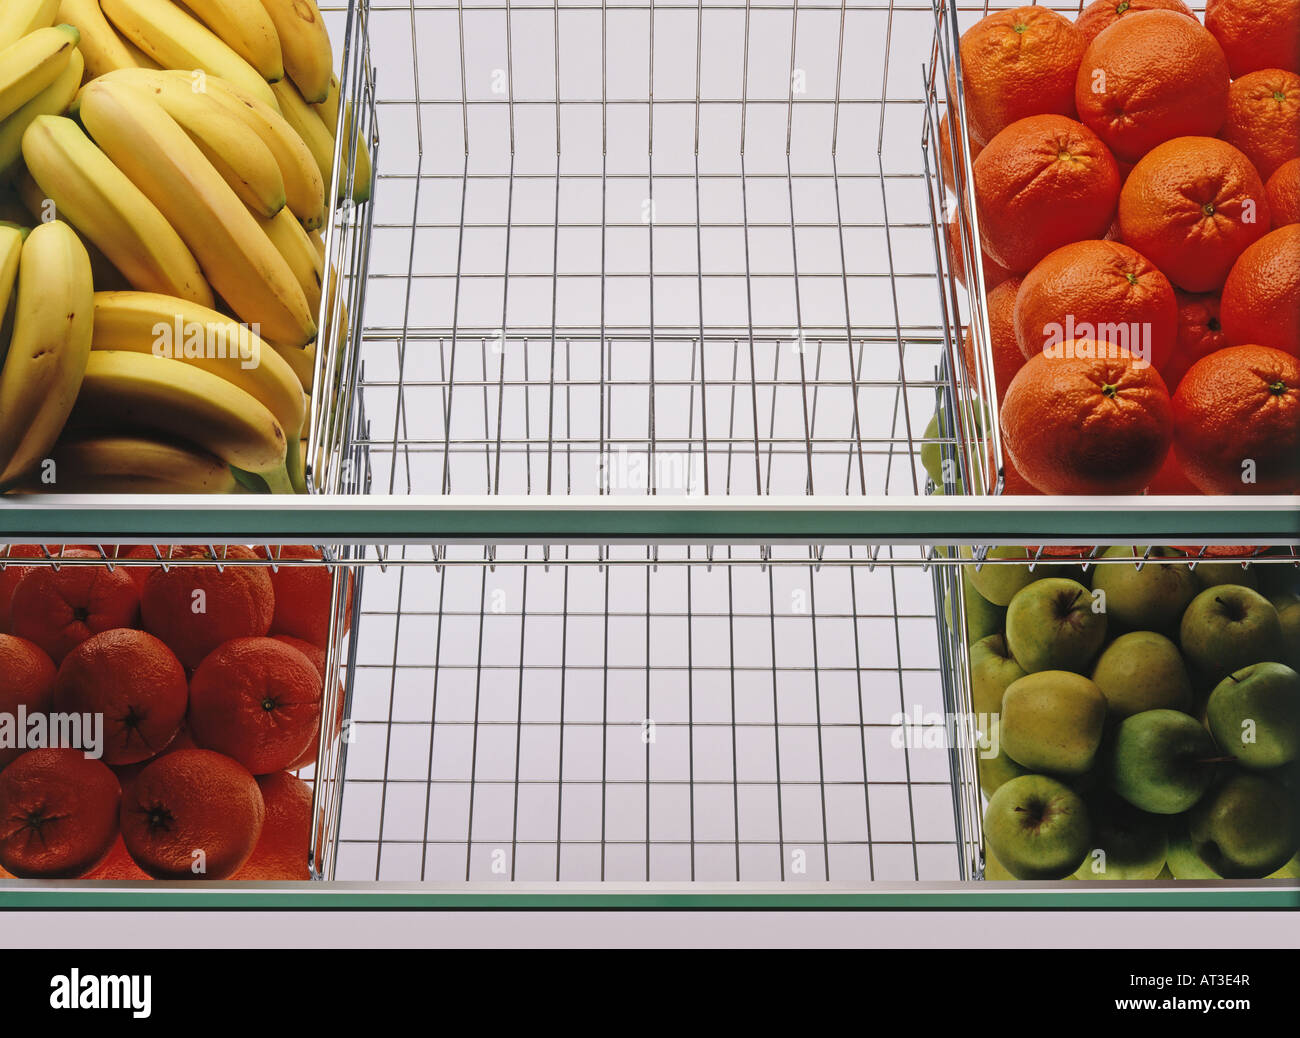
top-left (360, 0), bottom-right (959, 498)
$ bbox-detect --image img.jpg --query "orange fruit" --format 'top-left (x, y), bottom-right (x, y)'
top-left (1074, 0), bottom-right (1196, 47)
top-left (1205, 0), bottom-right (1300, 77)
top-left (53, 629), bottom-right (189, 766)
top-left (973, 115), bottom-right (1120, 273)
top-left (1266, 158), bottom-right (1300, 226)
top-left (1000, 348), bottom-right (1173, 494)
top-left (0, 545), bottom-right (47, 636)
top-left (961, 277), bottom-right (1025, 401)
top-left (1119, 136), bottom-right (1271, 292)
top-left (120, 748), bottom-right (265, 880)
top-left (111, 725), bottom-right (198, 802)
top-left (0, 635), bottom-right (56, 771)
top-left (939, 109), bottom-right (982, 194)
top-left (0, 749), bottom-right (121, 878)
top-left (81, 834), bottom-right (151, 880)
top-left (116, 545), bottom-right (176, 592)
top-left (990, 442), bottom-right (1041, 496)
top-left (945, 215), bottom-right (1012, 291)
top-left (255, 545), bottom-right (353, 648)
top-left (1012, 240), bottom-right (1177, 375)
top-left (1165, 290), bottom-right (1230, 390)
top-left (1221, 69), bottom-right (1300, 182)
top-left (1074, 11), bottom-right (1230, 164)
top-left (233, 771), bottom-right (312, 881)
top-left (268, 635), bottom-right (344, 771)
top-left (1173, 344), bottom-right (1300, 493)
top-left (1145, 447), bottom-right (1203, 494)
top-left (1220, 224), bottom-right (1300, 354)
top-left (8, 549), bottom-right (140, 664)
top-left (188, 637), bottom-right (323, 775)
top-left (955, 7), bottom-right (1085, 148)
top-left (140, 545), bottom-right (274, 668)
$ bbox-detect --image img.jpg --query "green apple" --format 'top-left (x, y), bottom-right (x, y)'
top-left (1267, 852), bottom-right (1300, 879)
top-left (1268, 590), bottom-right (1300, 613)
top-left (1090, 631), bottom-right (1193, 719)
top-left (1106, 708), bottom-right (1218, 814)
top-left (1206, 662), bottom-right (1300, 768)
top-left (983, 774), bottom-right (1091, 880)
top-left (970, 633), bottom-right (1026, 715)
top-left (968, 547), bottom-right (1040, 607)
top-left (1278, 603), bottom-right (1300, 672)
top-left (1165, 820), bottom-right (1222, 879)
top-left (1179, 584), bottom-right (1282, 683)
top-left (1089, 546), bottom-right (1198, 634)
top-left (1005, 578), bottom-right (1107, 674)
top-left (1155, 864), bottom-right (1174, 879)
top-left (1187, 772), bottom-right (1300, 879)
top-left (1000, 671), bottom-right (1107, 776)
top-left (1194, 562), bottom-right (1258, 590)
top-left (983, 845), bottom-right (1016, 881)
top-left (950, 573), bottom-right (1006, 646)
top-left (1074, 795), bottom-right (1168, 880)
top-left (977, 715), bottom-right (1029, 798)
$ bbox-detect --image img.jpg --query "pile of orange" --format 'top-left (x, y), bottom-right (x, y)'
top-left (0, 544), bottom-right (348, 881)
top-left (943, 0), bottom-right (1300, 496)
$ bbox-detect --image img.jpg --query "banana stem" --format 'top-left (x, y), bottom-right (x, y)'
top-left (285, 433), bottom-right (308, 494)
top-left (260, 462), bottom-right (295, 495)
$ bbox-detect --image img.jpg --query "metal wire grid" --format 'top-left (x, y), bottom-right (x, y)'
top-left (353, 0), bottom-right (963, 498)
top-left (332, 542), bottom-right (961, 882)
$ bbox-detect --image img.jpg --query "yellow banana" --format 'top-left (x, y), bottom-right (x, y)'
top-left (270, 338), bottom-right (313, 393)
top-left (270, 77), bottom-right (334, 190)
top-left (194, 74), bottom-right (325, 229)
top-left (0, 24), bottom-right (79, 124)
top-left (0, 220), bottom-right (94, 488)
top-left (0, 0), bottom-right (60, 50)
top-left (91, 290), bottom-right (307, 490)
top-left (259, 0), bottom-right (330, 103)
top-left (73, 350), bottom-right (293, 493)
top-left (22, 114), bottom-right (214, 305)
top-left (79, 80), bottom-right (316, 347)
top-left (258, 206), bottom-right (322, 312)
top-left (314, 73), bottom-right (373, 205)
top-left (0, 45), bottom-right (81, 176)
top-left (0, 225), bottom-right (24, 333)
top-left (23, 434), bottom-right (239, 493)
top-left (99, 0), bottom-right (277, 109)
top-left (57, 0), bottom-right (137, 77)
top-left (182, 0), bottom-right (283, 82)
top-left (90, 68), bottom-right (287, 217)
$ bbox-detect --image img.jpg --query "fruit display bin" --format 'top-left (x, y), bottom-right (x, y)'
top-left (923, 0), bottom-right (1298, 502)
top-left (0, 0), bottom-right (1296, 909)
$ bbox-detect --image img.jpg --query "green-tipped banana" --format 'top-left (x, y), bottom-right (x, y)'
top-left (22, 114), bottom-right (214, 305)
top-left (79, 79), bottom-right (316, 346)
top-left (22, 434), bottom-right (239, 493)
top-left (183, 0), bottom-right (283, 82)
top-left (0, 23), bottom-right (79, 124)
top-left (90, 68), bottom-right (287, 218)
top-left (91, 290), bottom-right (308, 493)
top-left (73, 350), bottom-right (294, 493)
top-left (99, 0), bottom-right (277, 109)
top-left (314, 76), bottom-right (373, 205)
top-left (0, 220), bottom-right (94, 488)
top-left (0, 0), bottom-right (60, 50)
top-left (57, 0), bottom-right (139, 77)
top-left (260, 0), bottom-right (331, 103)
top-left (0, 45), bottom-right (81, 177)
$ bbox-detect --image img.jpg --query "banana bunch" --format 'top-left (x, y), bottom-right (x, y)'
top-left (0, 0), bottom-right (374, 496)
